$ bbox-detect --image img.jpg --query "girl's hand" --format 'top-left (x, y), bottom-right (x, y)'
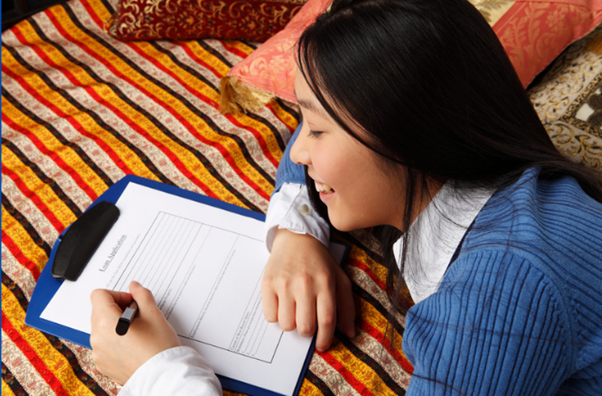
top-left (90, 281), bottom-right (181, 385)
top-left (261, 229), bottom-right (355, 352)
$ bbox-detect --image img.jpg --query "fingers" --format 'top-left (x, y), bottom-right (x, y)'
top-left (315, 289), bottom-right (336, 352)
top-left (314, 269), bottom-right (356, 351)
top-left (128, 281), bottom-right (156, 307)
top-left (90, 288), bottom-right (133, 313)
top-left (90, 290), bottom-right (133, 335)
top-left (127, 281), bottom-right (162, 319)
top-left (261, 279), bottom-right (279, 323)
top-left (90, 281), bottom-right (155, 337)
top-left (295, 284), bottom-right (316, 337)
top-left (277, 292), bottom-right (296, 332)
top-left (90, 281), bottom-right (182, 385)
top-left (262, 230), bottom-right (359, 352)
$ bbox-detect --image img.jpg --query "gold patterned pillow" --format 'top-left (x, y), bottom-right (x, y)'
top-left (529, 27), bottom-right (602, 173)
top-left (107, 0), bottom-right (308, 42)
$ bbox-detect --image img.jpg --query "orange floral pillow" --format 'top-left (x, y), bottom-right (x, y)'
top-left (107, 0), bottom-right (308, 42)
top-left (220, 0), bottom-right (602, 114)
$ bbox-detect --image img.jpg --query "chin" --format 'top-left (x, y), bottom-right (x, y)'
top-left (328, 213), bottom-right (367, 233)
top-left (331, 223), bottom-right (356, 232)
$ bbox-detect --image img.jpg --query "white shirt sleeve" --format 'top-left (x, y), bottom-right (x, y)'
top-left (118, 346), bottom-right (222, 396)
top-left (265, 183), bottom-right (330, 251)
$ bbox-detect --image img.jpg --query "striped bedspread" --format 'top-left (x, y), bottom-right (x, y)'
top-left (1, 0), bottom-right (413, 394)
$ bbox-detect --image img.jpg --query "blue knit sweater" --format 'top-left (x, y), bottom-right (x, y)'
top-left (403, 169), bottom-right (602, 395)
top-left (275, 126), bottom-right (602, 394)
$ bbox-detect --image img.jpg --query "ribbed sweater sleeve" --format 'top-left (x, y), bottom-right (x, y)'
top-left (403, 250), bottom-right (572, 395)
top-left (274, 123), bottom-right (305, 195)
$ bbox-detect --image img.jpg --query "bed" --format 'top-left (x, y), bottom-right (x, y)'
top-left (2, 0), bottom-right (601, 394)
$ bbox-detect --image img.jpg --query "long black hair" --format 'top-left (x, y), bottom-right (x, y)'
top-left (296, 0), bottom-right (602, 323)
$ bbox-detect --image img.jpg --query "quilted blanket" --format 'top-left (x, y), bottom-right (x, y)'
top-left (1, 0), bottom-right (413, 394)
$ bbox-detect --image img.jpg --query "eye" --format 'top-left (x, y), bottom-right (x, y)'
top-left (308, 129), bottom-right (323, 138)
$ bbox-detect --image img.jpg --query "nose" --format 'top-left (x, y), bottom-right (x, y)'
top-left (289, 122), bottom-right (311, 166)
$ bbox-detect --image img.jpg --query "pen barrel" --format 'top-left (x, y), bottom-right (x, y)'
top-left (121, 302), bottom-right (138, 322)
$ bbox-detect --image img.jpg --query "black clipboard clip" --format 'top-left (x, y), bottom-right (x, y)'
top-left (51, 201), bottom-right (120, 281)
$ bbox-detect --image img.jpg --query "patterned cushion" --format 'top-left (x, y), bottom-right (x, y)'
top-left (219, 0), bottom-right (329, 113)
top-left (529, 26), bottom-right (602, 173)
top-left (107, 0), bottom-right (308, 42)
top-left (220, 0), bottom-right (602, 114)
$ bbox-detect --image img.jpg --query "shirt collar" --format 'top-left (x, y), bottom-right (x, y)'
top-left (394, 183), bottom-right (495, 304)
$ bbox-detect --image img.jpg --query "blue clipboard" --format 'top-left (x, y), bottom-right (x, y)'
top-left (25, 175), bottom-right (319, 396)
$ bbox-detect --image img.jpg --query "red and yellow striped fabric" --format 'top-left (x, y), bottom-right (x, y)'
top-left (1, 0), bottom-right (413, 394)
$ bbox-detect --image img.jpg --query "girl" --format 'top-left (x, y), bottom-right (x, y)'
top-left (90, 0), bottom-right (602, 394)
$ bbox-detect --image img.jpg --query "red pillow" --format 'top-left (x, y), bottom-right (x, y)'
top-left (107, 0), bottom-right (308, 42)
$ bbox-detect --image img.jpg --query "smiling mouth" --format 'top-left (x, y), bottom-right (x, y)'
top-left (315, 181), bottom-right (334, 194)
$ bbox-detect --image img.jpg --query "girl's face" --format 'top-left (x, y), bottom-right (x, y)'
top-left (290, 70), bottom-right (406, 231)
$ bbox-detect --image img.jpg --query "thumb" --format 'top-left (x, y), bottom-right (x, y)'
top-left (128, 281), bottom-right (161, 315)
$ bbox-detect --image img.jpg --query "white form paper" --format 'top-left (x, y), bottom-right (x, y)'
top-left (41, 183), bottom-right (345, 396)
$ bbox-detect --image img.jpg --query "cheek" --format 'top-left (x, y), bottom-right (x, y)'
top-left (311, 147), bottom-right (345, 184)
top-left (312, 142), bottom-right (369, 194)
top-left (335, 163), bottom-right (398, 227)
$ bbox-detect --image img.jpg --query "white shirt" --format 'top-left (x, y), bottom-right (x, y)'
top-left (264, 183), bottom-right (330, 251)
top-left (119, 347), bottom-right (221, 395)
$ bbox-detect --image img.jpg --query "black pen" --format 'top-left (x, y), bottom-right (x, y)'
top-left (115, 300), bottom-right (138, 336)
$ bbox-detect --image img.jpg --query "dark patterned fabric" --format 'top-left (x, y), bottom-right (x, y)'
top-left (107, 0), bottom-right (308, 42)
